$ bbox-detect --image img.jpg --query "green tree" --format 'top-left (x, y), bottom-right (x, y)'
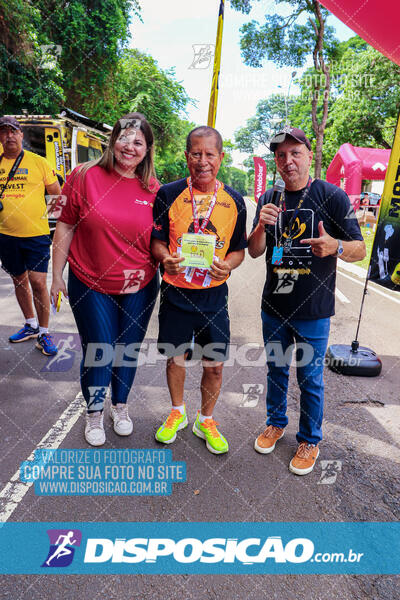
top-left (323, 45), bottom-right (400, 163)
top-left (155, 119), bottom-right (194, 184)
top-left (36, 0), bottom-right (139, 112)
top-left (290, 38), bottom-right (400, 169)
top-left (234, 94), bottom-right (295, 175)
top-left (226, 166), bottom-right (249, 195)
top-left (230, 0), bottom-right (340, 177)
top-left (0, 0), bottom-right (139, 115)
top-left (0, 1), bottom-right (64, 113)
top-left (219, 140), bottom-right (249, 195)
top-left (242, 155), bottom-right (255, 194)
top-left (90, 48), bottom-right (193, 182)
top-left (94, 49), bottom-right (192, 150)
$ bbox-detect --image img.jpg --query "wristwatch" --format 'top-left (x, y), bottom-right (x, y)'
top-left (335, 239), bottom-right (344, 257)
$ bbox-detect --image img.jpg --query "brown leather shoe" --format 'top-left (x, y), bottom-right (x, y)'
top-left (289, 442), bottom-right (319, 475)
top-left (254, 425), bottom-right (284, 454)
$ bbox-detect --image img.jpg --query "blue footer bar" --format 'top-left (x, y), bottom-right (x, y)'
top-left (1, 522), bottom-right (399, 574)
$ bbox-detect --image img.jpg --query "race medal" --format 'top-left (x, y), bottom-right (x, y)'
top-left (272, 246), bottom-right (284, 265)
top-left (283, 238), bottom-right (292, 253)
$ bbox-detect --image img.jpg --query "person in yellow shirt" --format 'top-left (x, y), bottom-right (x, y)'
top-left (0, 116), bottom-right (61, 355)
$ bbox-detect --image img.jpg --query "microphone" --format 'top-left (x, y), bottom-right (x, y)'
top-left (270, 179), bottom-right (285, 206)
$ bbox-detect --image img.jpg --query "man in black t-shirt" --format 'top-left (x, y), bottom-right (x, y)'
top-left (248, 127), bottom-right (365, 475)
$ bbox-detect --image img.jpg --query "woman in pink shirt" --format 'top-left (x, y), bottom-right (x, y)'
top-left (51, 112), bottom-right (159, 446)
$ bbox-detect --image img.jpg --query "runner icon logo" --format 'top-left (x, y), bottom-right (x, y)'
top-left (189, 44), bottom-right (215, 69)
top-left (87, 386), bottom-right (107, 411)
top-left (317, 460), bottom-right (342, 485)
top-left (240, 383), bottom-right (264, 408)
top-left (41, 529), bottom-right (82, 567)
top-left (121, 269), bottom-right (145, 293)
top-left (41, 334), bottom-right (79, 372)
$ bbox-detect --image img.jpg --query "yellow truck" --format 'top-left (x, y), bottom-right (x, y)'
top-left (0, 107), bottom-right (111, 230)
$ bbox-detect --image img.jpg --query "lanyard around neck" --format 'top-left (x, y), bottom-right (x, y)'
top-left (278, 176), bottom-right (312, 245)
top-left (188, 177), bottom-right (219, 234)
top-left (0, 150), bottom-right (25, 200)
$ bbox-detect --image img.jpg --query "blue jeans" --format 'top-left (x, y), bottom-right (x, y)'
top-left (261, 311), bottom-right (330, 445)
top-left (68, 270), bottom-right (159, 412)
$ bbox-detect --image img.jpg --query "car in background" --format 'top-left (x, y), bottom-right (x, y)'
top-left (0, 108), bottom-right (111, 233)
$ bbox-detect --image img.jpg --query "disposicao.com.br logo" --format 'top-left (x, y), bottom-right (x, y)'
top-left (83, 536), bottom-right (363, 566)
top-left (1, 522), bottom-right (393, 574)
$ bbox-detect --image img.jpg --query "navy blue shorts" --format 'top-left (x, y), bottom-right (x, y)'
top-left (158, 300), bottom-right (230, 362)
top-left (0, 233), bottom-right (51, 276)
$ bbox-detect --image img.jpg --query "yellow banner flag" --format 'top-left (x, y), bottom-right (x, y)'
top-left (368, 110), bottom-right (400, 291)
top-left (207, 0), bottom-right (225, 128)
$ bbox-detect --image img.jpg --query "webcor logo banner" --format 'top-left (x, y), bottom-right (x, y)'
top-left (0, 522), bottom-right (398, 574)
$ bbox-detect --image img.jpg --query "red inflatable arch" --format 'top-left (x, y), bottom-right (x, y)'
top-left (326, 144), bottom-right (391, 210)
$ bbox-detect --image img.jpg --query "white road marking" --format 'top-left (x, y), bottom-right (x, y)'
top-left (364, 405), bottom-right (400, 447)
top-left (335, 288), bottom-right (350, 303)
top-left (337, 261), bottom-right (367, 279)
top-left (337, 270), bottom-right (400, 305)
top-left (0, 392), bottom-right (85, 524)
top-left (323, 420), bottom-right (400, 464)
top-left (286, 407), bottom-right (400, 464)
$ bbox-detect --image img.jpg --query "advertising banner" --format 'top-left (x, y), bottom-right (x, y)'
top-left (368, 111), bottom-right (400, 290)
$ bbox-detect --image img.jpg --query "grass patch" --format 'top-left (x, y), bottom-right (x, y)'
top-left (355, 224), bottom-right (375, 270)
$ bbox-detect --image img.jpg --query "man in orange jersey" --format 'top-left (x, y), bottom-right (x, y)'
top-left (151, 126), bottom-right (247, 454)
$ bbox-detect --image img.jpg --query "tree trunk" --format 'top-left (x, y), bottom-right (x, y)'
top-left (310, 0), bottom-right (330, 179)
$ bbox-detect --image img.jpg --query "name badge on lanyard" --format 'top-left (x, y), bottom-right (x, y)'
top-left (184, 177), bottom-right (219, 286)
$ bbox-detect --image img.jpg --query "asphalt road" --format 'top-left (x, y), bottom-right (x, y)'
top-left (0, 199), bottom-right (399, 599)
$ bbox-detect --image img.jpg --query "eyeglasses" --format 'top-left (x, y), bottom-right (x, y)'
top-left (0, 127), bottom-right (20, 137)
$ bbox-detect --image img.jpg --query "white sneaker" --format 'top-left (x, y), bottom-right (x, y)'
top-left (110, 403), bottom-right (133, 436)
top-left (85, 412), bottom-right (105, 446)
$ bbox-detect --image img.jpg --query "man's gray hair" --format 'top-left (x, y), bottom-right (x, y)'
top-left (186, 126), bottom-right (223, 154)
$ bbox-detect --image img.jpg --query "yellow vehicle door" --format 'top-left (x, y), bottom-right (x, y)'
top-left (45, 127), bottom-right (65, 182)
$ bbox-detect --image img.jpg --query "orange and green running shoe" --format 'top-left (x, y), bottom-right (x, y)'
top-left (155, 407), bottom-right (188, 444)
top-left (192, 412), bottom-right (229, 454)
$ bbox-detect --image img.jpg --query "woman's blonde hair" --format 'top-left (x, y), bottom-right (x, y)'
top-left (73, 112), bottom-right (157, 192)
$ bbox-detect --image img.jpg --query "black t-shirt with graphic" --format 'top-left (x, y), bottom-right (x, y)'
top-left (252, 179), bottom-right (363, 320)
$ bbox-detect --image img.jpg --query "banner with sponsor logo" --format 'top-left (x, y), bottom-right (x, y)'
top-left (1, 522), bottom-right (399, 574)
top-left (253, 156), bottom-right (267, 203)
top-left (368, 111), bottom-right (400, 291)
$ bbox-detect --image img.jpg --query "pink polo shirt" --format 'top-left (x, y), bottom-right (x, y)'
top-left (59, 166), bottom-right (159, 294)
